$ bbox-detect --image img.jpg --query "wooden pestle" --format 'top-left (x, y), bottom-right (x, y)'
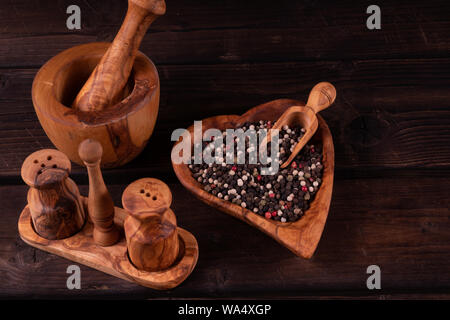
top-left (78, 139), bottom-right (120, 246)
top-left (73, 0), bottom-right (166, 112)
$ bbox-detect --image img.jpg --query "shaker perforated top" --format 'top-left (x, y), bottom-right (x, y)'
top-left (21, 149), bottom-right (71, 188)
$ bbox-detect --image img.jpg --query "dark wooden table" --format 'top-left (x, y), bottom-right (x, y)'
top-left (0, 0), bottom-right (449, 299)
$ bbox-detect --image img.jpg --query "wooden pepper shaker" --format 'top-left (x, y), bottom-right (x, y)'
top-left (21, 149), bottom-right (86, 240)
top-left (122, 178), bottom-right (179, 272)
top-left (78, 139), bottom-right (119, 246)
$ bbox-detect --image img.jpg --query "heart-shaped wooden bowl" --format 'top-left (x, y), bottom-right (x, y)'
top-left (172, 99), bottom-right (334, 258)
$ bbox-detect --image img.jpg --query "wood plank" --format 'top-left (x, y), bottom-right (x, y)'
top-left (3, 59), bottom-right (450, 111)
top-left (1, 104), bottom-right (449, 177)
top-left (1, 1), bottom-right (450, 67)
top-left (1, 58), bottom-right (450, 177)
top-left (1, 172), bottom-right (449, 298)
top-left (3, 22), bottom-right (450, 67)
top-left (1, 0), bottom-right (449, 300)
top-left (3, 0), bottom-right (450, 35)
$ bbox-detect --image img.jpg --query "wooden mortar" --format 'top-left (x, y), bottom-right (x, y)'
top-left (31, 42), bottom-right (160, 168)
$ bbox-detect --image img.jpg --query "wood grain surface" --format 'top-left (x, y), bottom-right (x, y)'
top-left (0, 0), bottom-right (449, 299)
top-left (31, 42), bottom-right (160, 168)
top-left (172, 98), bottom-right (335, 258)
top-left (123, 178), bottom-right (180, 271)
top-left (20, 149), bottom-right (86, 240)
top-left (18, 197), bottom-right (199, 290)
top-left (79, 139), bottom-right (120, 246)
top-left (73, 0), bottom-right (165, 112)
top-left (269, 82), bottom-right (337, 168)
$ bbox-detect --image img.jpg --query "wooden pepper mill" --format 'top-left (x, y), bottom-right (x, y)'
top-left (73, 0), bottom-right (166, 112)
top-left (78, 139), bottom-right (120, 246)
top-left (122, 178), bottom-right (180, 272)
top-left (21, 149), bottom-right (86, 240)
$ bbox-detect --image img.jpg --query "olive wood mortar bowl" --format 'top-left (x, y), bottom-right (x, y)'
top-left (172, 99), bottom-right (334, 258)
top-left (32, 42), bottom-right (160, 168)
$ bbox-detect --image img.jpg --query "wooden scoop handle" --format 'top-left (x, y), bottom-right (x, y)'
top-left (73, 0), bottom-right (166, 112)
top-left (306, 82), bottom-right (336, 113)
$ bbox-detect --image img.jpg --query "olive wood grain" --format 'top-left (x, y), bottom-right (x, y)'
top-left (262, 82), bottom-right (336, 169)
top-left (79, 139), bottom-right (120, 246)
top-left (18, 197), bottom-right (199, 290)
top-left (73, 0), bottom-right (166, 112)
top-left (172, 99), bottom-right (335, 258)
top-left (123, 178), bottom-right (180, 272)
top-left (32, 42), bottom-right (160, 168)
top-left (21, 149), bottom-right (86, 240)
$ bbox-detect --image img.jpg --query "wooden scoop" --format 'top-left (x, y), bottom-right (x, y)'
top-left (73, 0), bottom-right (166, 112)
top-left (263, 82), bottom-right (336, 169)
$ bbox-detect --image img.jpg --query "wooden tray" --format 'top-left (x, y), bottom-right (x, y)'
top-left (172, 99), bottom-right (334, 258)
top-left (18, 197), bottom-right (199, 290)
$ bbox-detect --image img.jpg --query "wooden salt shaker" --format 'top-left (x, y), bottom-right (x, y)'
top-left (122, 178), bottom-right (179, 272)
top-left (21, 149), bottom-right (86, 240)
top-left (78, 139), bottom-right (119, 246)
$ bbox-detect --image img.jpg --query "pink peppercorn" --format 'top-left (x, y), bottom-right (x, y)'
top-left (271, 211), bottom-right (277, 217)
top-left (257, 175), bottom-right (262, 181)
top-left (291, 161), bottom-right (297, 169)
top-left (232, 166), bottom-right (237, 171)
top-left (302, 186), bottom-right (307, 192)
top-left (265, 212), bottom-right (272, 219)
